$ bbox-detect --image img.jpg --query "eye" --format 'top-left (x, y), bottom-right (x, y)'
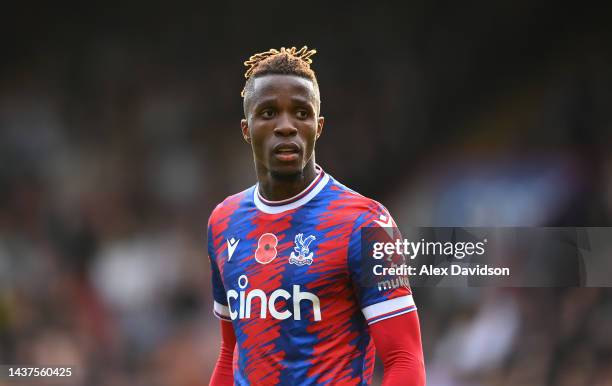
top-left (260, 109), bottom-right (276, 119)
top-left (296, 110), bottom-right (309, 119)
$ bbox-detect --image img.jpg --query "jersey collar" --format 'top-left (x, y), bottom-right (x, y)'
top-left (254, 165), bottom-right (330, 214)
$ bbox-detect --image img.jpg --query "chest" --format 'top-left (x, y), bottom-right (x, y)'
top-left (216, 212), bottom-right (355, 295)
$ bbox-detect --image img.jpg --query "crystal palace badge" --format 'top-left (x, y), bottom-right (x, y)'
top-left (289, 233), bottom-right (316, 266)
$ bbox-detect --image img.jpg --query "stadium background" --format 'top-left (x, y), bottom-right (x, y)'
top-left (1, 1), bottom-right (612, 385)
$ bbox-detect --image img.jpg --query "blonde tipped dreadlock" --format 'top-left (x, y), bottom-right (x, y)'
top-left (243, 46), bottom-right (317, 81)
top-left (241, 46), bottom-right (319, 101)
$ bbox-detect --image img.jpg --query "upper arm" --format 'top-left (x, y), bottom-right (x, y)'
top-left (346, 203), bottom-right (417, 325)
top-left (208, 217), bottom-right (231, 321)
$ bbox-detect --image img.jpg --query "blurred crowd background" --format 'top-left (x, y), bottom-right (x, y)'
top-left (1, 1), bottom-right (611, 385)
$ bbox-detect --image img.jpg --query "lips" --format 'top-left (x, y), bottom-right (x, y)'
top-left (273, 142), bottom-right (300, 162)
top-left (273, 142), bottom-right (300, 154)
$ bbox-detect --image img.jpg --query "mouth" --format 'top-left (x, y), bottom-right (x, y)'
top-left (273, 142), bottom-right (301, 162)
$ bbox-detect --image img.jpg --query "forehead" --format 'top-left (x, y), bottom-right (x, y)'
top-left (250, 74), bottom-right (317, 103)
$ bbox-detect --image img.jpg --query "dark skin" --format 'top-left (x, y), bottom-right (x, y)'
top-left (241, 74), bottom-right (324, 201)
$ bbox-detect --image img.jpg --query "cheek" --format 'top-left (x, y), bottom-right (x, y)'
top-left (249, 123), bottom-right (273, 155)
top-left (302, 124), bottom-right (319, 145)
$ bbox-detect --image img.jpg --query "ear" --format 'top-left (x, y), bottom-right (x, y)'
top-left (240, 119), bottom-right (251, 144)
top-left (316, 116), bottom-right (324, 140)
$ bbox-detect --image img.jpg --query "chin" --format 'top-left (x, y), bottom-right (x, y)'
top-left (269, 162), bottom-right (303, 179)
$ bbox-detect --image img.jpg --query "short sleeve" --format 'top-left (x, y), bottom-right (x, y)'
top-left (208, 221), bottom-right (231, 321)
top-left (347, 204), bottom-right (417, 325)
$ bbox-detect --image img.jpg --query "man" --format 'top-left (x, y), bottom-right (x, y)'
top-left (208, 46), bottom-right (425, 386)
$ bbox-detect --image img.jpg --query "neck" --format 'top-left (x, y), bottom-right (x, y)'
top-left (256, 160), bottom-right (318, 201)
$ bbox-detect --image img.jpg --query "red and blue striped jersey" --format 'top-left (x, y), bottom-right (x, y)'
top-left (208, 166), bottom-right (417, 385)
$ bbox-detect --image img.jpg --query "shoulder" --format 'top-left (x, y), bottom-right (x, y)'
top-left (325, 175), bottom-right (392, 224)
top-left (207, 185), bottom-right (255, 229)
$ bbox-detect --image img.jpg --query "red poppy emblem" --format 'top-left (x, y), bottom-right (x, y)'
top-left (255, 233), bottom-right (278, 264)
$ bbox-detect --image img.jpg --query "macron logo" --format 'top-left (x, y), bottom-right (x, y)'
top-left (227, 237), bottom-right (240, 261)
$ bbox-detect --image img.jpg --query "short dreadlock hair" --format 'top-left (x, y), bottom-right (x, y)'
top-left (242, 46), bottom-right (320, 115)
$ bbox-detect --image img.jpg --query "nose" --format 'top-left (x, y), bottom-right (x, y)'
top-left (273, 113), bottom-right (298, 137)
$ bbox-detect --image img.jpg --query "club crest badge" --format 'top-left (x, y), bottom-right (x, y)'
top-left (289, 233), bottom-right (316, 266)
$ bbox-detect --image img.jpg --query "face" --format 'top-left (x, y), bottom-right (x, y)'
top-left (241, 74), bottom-right (324, 177)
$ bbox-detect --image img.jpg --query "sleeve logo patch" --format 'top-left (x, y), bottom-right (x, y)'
top-left (374, 214), bottom-right (393, 228)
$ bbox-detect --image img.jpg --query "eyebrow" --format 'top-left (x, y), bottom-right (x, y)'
top-left (252, 96), bottom-right (315, 109)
